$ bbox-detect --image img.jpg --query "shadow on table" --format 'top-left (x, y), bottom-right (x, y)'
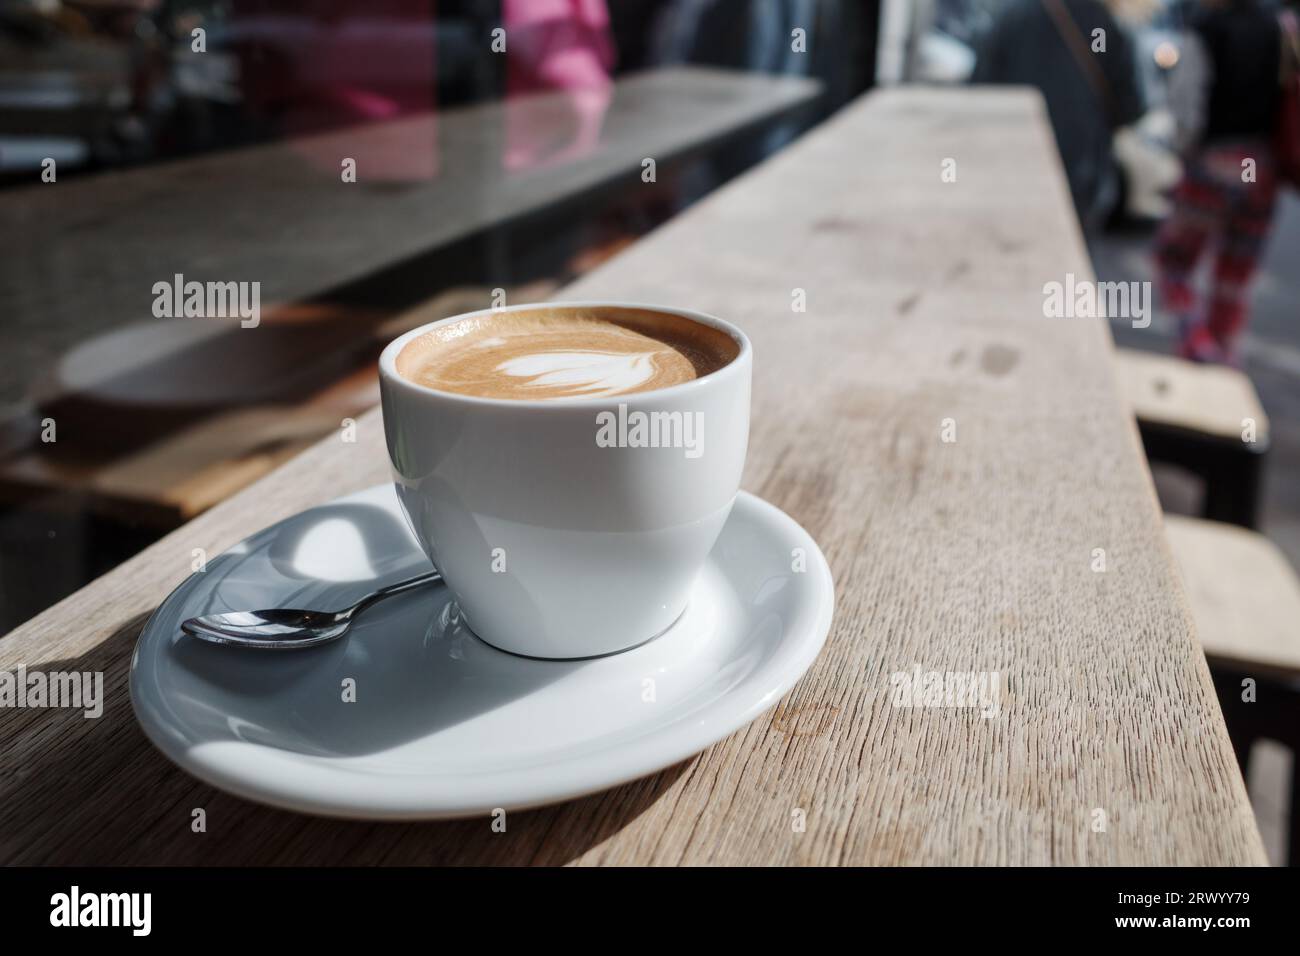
top-left (0, 612), bottom-right (689, 865)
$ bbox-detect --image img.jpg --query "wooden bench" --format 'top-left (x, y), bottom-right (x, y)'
top-left (0, 87), bottom-right (1266, 865)
top-left (1165, 513), bottom-right (1300, 863)
top-left (0, 283), bottom-right (554, 528)
top-left (1115, 348), bottom-right (1269, 528)
top-left (1166, 515), bottom-right (1300, 675)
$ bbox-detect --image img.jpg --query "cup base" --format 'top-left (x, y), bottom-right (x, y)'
top-left (456, 601), bottom-right (689, 661)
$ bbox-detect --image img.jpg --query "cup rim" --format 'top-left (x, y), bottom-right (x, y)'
top-left (378, 300), bottom-right (752, 408)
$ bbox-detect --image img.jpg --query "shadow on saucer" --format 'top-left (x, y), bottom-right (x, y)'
top-left (165, 586), bottom-right (572, 758)
top-left (189, 500), bottom-right (426, 618)
top-left (151, 496), bottom-right (561, 757)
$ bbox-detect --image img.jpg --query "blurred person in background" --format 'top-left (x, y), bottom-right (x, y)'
top-left (503, 0), bottom-right (615, 171)
top-left (1154, 0), bottom-right (1293, 365)
top-left (972, 0), bottom-right (1145, 233)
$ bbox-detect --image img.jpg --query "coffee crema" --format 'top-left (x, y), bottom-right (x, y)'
top-left (396, 306), bottom-right (740, 401)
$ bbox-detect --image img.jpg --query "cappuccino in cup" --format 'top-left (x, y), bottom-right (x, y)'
top-left (379, 302), bottom-right (751, 659)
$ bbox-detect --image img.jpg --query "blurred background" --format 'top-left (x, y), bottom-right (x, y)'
top-left (1, 0), bottom-right (1297, 861)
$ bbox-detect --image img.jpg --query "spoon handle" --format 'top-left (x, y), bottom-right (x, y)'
top-left (351, 569), bottom-right (442, 615)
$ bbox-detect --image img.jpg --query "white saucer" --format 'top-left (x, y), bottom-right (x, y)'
top-left (129, 484), bottom-right (834, 819)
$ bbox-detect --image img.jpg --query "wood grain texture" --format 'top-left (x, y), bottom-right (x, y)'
top-left (0, 87), bottom-right (1265, 865)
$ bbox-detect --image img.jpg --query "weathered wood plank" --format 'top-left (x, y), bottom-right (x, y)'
top-left (0, 87), bottom-right (1265, 865)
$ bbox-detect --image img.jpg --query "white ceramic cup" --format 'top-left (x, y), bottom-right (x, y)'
top-left (378, 301), bottom-right (752, 659)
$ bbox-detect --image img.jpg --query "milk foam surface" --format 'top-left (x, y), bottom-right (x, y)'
top-left (397, 308), bottom-right (737, 401)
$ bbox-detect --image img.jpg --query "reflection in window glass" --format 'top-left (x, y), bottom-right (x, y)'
top-left (0, 1), bottom-right (880, 630)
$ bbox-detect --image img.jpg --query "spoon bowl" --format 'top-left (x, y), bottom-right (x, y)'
top-left (181, 570), bottom-right (442, 649)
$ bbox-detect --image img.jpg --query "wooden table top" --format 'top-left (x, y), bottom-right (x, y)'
top-left (0, 87), bottom-right (1266, 865)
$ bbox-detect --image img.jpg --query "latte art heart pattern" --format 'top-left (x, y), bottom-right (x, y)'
top-left (496, 350), bottom-right (659, 398)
